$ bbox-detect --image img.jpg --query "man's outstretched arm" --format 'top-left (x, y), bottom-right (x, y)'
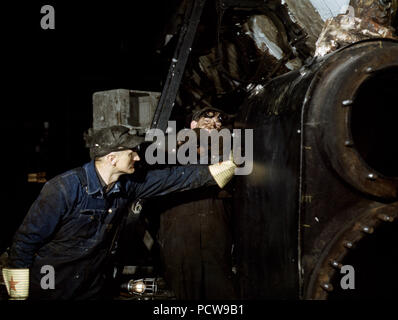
top-left (130, 161), bottom-right (236, 199)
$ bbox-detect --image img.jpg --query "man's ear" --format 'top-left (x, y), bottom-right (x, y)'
top-left (190, 121), bottom-right (198, 129)
top-left (106, 153), bottom-right (117, 166)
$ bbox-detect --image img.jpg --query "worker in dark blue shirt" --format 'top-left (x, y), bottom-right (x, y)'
top-left (5, 125), bottom-right (236, 300)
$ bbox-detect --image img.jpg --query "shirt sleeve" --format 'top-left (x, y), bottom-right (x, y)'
top-left (131, 165), bottom-right (217, 199)
top-left (8, 179), bottom-right (71, 268)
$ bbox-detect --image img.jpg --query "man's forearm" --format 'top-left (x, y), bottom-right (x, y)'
top-left (134, 165), bottom-right (216, 199)
top-left (8, 232), bottom-right (39, 268)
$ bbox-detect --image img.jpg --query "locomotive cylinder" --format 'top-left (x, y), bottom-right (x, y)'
top-left (233, 39), bottom-right (398, 299)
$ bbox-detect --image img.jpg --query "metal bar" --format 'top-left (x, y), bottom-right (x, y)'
top-left (150, 0), bottom-right (207, 133)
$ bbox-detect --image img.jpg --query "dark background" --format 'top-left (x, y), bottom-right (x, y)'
top-left (1, 1), bottom-right (177, 252)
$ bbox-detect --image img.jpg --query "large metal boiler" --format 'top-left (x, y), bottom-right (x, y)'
top-left (233, 38), bottom-right (398, 299)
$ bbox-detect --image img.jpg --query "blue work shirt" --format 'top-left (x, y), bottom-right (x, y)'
top-left (8, 160), bottom-right (215, 300)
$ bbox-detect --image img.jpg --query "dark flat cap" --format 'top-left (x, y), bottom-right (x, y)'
top-left (191, 107), bottom-right (226, 121)
top-left (84, 125), bottom-right (144, 159)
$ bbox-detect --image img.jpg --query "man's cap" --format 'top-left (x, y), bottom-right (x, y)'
top-left (191, 106), bottom-right (227, 122)
top-left (84, 125), bottom-right (144, 160)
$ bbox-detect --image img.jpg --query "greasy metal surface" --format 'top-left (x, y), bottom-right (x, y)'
top-left (234, 38), bottom-right (398, 299)
top-left (300, 39), bottom-right (398, 299)
top-left (306, 201), bottom-right (398, 299)
top-left (233, 66), bottom-right (315, 299)
top-left (308, 39), bottom-right (398, 199)
top-left (160, 0), bottom-right (314, 119)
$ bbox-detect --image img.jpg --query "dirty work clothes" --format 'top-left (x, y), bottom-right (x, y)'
top-left (157, 186), bottom-right (237, 300)
top-left (8, 160), bottom-right (215, 300)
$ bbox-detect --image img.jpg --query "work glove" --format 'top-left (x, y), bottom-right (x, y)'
top-left (208, 152), bottom-right (237, 189)
top-left (2, 268), bottom-right (29, 300)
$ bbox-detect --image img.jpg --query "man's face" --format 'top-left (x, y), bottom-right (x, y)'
top-left (114, 149), bottom-right (140, 174)
top-left (191, 110), bottom-right (223, 131)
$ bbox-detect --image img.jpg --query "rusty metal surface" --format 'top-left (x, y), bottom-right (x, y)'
top-left (351, 0), bottom-right (397, 26)
top-left (315, 0), bottom-right (398, 56)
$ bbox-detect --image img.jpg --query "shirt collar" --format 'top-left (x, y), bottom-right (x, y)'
top-left (83, 160), bottom-right (124, 197)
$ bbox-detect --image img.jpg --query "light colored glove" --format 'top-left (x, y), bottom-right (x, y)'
top-left (2, 268), bottom-right (29, 300)
top-left (208, 159), bottom-right (237, 189)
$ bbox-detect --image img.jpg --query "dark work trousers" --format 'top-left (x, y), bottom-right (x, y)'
top-left (157, 187), bottom-right (238, 300)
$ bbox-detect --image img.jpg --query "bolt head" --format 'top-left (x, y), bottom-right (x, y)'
top-left (344, 241), bottom-right (353, 249)
top-left (344, 140), bottom-right (354, 147)
top-left (378, 214), bottom-right (394, 222)
top-left (342, 99), bottom-right (353, 106)
top-left (321, 283), bottom-right (334, 292)
top-left (367, 173), bottom-right (377, 180)
top-left (362, 226), bottom-right (374, 234)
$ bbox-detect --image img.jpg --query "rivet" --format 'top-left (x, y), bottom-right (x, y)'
top-left (344, 241), bottom-right (354, 249)
top-left (330, 260), bottom-right (342, 269)
top-left (321, 283), bottom-right (333, 292)
top-left (362, 226), bottom-right (374, 234)
top-left (344, 140), bottom-right (354, 147)
top-left (342, 99), bottom-right (353, 106)
top-left (377, 214), bottom-right (394, 222)
top-left (367, 173), bottom-right (377, 180)
top-left (365, 67), bottom-right (374, 73)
